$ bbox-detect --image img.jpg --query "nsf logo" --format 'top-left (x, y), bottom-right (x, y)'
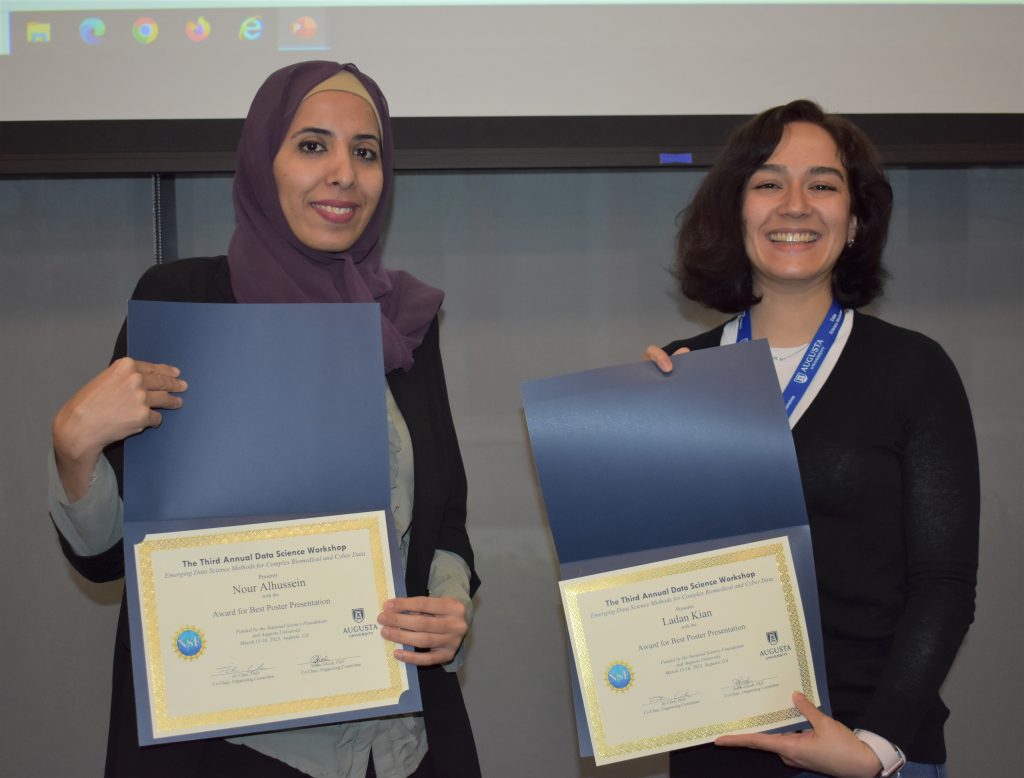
top-left (174, 627), bottom-right (206, 660)
top-left (793, 371), bottom-right (809, 384)
top-left (605, 661), bottom-right (634, 692)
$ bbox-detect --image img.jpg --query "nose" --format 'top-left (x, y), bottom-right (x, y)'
top-left (778, 186), bottom-right (810, 217)
top-left (328, 151), bottom-right (355, 190)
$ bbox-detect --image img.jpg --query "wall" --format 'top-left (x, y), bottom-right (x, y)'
top-left (1, 166), bottom-right (1020, 776)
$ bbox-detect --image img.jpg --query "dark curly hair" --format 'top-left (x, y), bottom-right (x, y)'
top-left (676, 100), bottom-right (892, 313)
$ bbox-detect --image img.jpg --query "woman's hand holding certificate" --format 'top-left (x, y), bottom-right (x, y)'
top-left (717, 692), bottom-right (884, 778)
top-left (133, 512), bottom-right (409, 741)
top-left (379, 596), bottom-right (469, 666)
top-left (560, 537), bottom-right (819, 765)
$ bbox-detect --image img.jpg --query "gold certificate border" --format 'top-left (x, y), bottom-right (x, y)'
top-left (562, 539), bottom-right (816, 762)
top-left (135, 513), bottom-right (405, 737)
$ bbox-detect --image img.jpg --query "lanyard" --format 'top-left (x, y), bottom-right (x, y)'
top-left (736, 299), bottom-right (845, 417)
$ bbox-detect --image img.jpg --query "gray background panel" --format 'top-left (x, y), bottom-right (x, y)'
top-left (1, 166), bottom-right (1020, 776)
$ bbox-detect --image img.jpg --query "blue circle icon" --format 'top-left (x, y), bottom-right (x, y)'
top-left (79, 18), bottom-right (106, 45)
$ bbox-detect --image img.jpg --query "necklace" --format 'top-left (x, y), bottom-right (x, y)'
top-left (771, 344), bottom-right (808, 362)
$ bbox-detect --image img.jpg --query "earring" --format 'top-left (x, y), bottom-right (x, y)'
top-left (846, 238), bottom-right (855, 249)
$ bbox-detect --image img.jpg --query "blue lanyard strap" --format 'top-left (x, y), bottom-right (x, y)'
top-left (736, 299), bottom-right (845, 417)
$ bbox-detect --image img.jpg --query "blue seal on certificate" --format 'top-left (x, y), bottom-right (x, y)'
top-left (605, 661), bottom-right (634, 692)
top-left (173, 627), bottom-right (205, 660)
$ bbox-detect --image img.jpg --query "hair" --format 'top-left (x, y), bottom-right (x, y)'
top-left (675, 99), bottom-right (893, 313)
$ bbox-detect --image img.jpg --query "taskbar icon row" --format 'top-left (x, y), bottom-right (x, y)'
top-left (14, 9), bottom-right (329, 53)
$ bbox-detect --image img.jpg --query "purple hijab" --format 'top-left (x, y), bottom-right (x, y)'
top-left (228, 61), bottom-right (443, 373)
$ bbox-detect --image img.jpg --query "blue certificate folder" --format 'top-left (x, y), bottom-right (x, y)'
top-left (123, 301), bottom-right (420, 745)
top-left (521, 340), bottom-right (830, 756)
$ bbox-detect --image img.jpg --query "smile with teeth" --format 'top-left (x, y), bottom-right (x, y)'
top-left (768, 231), bottom-right (820, 243)
top-left (313, 203), bottom-right (354, 216)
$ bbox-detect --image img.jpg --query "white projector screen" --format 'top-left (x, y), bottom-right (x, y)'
top-left (1, 1), bottom-right (1021, 122)
top-left (0, 1), bottom-right (1020, 174)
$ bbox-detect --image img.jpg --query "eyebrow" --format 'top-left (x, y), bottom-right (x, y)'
top-left (288, 127), bottom-right (381, 144)
top-left (756, 163), bottom-right (846, 181)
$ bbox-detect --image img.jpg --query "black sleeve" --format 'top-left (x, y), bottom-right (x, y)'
top-left (390, 317), bottom-right (480, 599)
top-left (426, 321), bottom-right (479, 597)
top-left (662, 325), bottom-right (726, 355)
top-left (860, 336), bottom-right (980, 746)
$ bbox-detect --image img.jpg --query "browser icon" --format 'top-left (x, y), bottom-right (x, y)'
top-left (80, 18), bottom-right (107, 45)
top-left (132, 17), bottom-right (159, 44)
top-left (239, 16), bottom-right (264, 41)
top-left (186, 16), bottom-right (211, 43)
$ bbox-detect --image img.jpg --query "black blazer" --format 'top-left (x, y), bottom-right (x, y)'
top-left (57, 257), bottom-right (481, 777)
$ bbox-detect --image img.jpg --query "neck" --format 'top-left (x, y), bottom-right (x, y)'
top-left (748, 283), bottom-right (835, 348)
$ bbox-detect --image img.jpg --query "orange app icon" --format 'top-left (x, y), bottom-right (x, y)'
top-left (290, 16), bottom-right (317, 38)
top-left (186, 16), bottom-right (210, 43)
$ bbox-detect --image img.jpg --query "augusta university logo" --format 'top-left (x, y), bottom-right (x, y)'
top-left (343, 608), bottom-right (378, 636)
top-left (761, 630), bottom-right (793, 659)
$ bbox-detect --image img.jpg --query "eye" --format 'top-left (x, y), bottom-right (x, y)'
top-left (354, 146), bottom-right (379, 162)
top-left (752, 181), bottom-right (781, 190)
top-left (297, 138), bottom-right (326, 154)
top-left (810, 183), bottom-right (839, 192)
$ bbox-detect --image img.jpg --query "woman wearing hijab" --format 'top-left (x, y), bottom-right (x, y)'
top-left (646, 100), bottom-right (978, 778)
top-left (49, 61), bottom-right (480, 778)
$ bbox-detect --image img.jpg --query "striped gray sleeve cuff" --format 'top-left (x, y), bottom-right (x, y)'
top-left (428, 549), bottom-right (473, 673)
top-left (48, 450), bottom-right (123, 557)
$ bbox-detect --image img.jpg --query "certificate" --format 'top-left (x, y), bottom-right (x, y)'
top-left (522, 341), bottom-right (830, 760)
top-left (122, 302), bottom-right (423, 745)
top-left (561, 536), bottom-right (818, 765)
top-left (133, 512), bottom-right (407, 741)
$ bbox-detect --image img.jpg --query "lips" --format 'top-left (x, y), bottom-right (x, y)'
top-left (311, 201), bottom-right (357, 224)
top-left (767, 231), bottom-right (820, 243)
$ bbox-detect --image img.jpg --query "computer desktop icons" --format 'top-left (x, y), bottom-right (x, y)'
top-left (19, 10), bottom-right (328, 51)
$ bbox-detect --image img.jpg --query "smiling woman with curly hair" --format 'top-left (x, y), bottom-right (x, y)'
top-left (646, 100), bottom-right (978, 778)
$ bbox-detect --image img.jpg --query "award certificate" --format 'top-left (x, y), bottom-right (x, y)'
top-left (560, 536), bottom-right (819, 765)
top-left (133, 511), bottom-right (407, 740)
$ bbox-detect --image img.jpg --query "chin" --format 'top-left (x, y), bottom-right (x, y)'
top-left (298, 232), bottom-right (358, 253)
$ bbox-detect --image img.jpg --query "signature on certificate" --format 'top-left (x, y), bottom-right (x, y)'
top-left (644, 690), bottom-right (698, 710)
top-left (213, 663), bottom-right (272, 679)
top-left (726, 676), bottom-right (775, 691)
top-left (301, 654), bottom-right (357, 668)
